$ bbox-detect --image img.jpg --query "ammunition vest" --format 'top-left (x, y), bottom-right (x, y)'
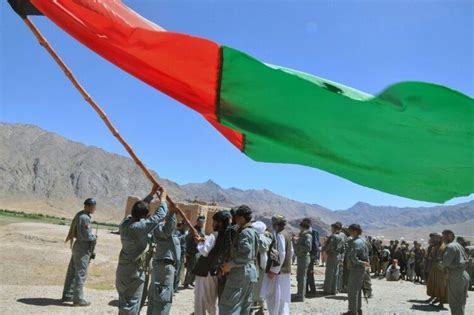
top-left (193, 232), bottom-right (224, 277)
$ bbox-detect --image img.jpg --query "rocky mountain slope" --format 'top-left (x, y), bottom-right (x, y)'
top-left (0, 123), bottom-right (331, 229)
top-left (330, 201), bottom-right (474, 230)
top-left (1, 123), bottom-right (472, 234)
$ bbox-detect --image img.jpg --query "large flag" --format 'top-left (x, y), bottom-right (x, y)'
top-left (12, 0), bottom-right (474, 202)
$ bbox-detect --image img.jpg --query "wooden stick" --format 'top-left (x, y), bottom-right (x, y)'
top-left (22, 17), bottom-right (198, 237)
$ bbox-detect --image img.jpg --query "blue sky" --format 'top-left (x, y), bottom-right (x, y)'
top-left (1, 0), bottom-right (473, 210)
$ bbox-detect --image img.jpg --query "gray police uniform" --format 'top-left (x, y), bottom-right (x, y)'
top-left (337, 232), bottom-right (348, 292)
top-left (323, 232), bottom-right (343, 294)
top-left (347, 236), bottom-right (369, 314)
top-left (442, 240), bottom-right (470, 315)
top-left (174, 229), bottom-right (187, 292)
top-left (147, 211), bottom-right (180, 315)
top-left (219, 222), bottom-right (258, 315)
top-left (342, 236), bottom-right (354, 293)
top-left (183, 226), bottom-right (204, 287)
top-left (295, 229), bottom-right (312, 300)
top-left (62, 210), bottom-right (96, 303)
top-left (115, 201), bottom-right (167, 315)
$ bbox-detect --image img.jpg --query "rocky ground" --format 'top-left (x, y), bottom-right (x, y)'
top-left (0, 219), bottom-right (472, 315)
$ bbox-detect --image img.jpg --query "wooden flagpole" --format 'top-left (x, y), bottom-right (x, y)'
top-left (22, 17), bottom-right (199, 238)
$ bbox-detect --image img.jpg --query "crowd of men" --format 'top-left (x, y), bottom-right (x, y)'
top-left (60, 191), bottom-right (471, 315)
top-left (368, 232), bottom-right (471, 314)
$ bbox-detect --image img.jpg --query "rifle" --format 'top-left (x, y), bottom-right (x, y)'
top-left (362, 268), bottom-right (372, 304)
top-left (140, 238), bottom-right (156, 310)
top-left (90, 222), bottom-right (99, 261)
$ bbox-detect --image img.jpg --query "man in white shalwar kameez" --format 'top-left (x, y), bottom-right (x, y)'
top-left (193, 211), bottom-right (231, 315)
top-left (252, 221), bottom-right (273, 314)
top-left (261, 215), bottom-right (293, 315)
top-left (194, 232), bottom-right (218, 315)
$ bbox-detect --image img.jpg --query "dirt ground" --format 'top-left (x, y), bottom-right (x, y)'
top-left (0, 220), bottom-right (472, 315)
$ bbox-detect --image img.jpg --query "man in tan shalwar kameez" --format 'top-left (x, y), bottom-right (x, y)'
top-left (426, 233), bottom-right (448, 309)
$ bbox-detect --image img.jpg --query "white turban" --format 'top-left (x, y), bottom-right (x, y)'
top-left (252, 221), bottom-right (266, 234)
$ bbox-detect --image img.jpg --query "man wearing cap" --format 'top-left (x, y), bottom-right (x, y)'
top-left (62, 198), bottom-right (98, 306)
top-left (261, 215), bottom-right (293, 315)
top-left (183, 215), bottom-right (206, 289)
top-left (219, 205), bottom-right (258, 314)
top-left (251, 220), bottom-right (272, 315)
top-left (344, 224), bottom-right (369, 315)
top-left (115, 186), bottom-right (166, 315)
top-left (441, 229), bottom-right (470, 315)
top-left (192, 210), bottom-right (231, 315)
top-left (322, 222), bottom-right (344, 295)
top-left (292, 218), bottom-right (313, 302)
top-left (426, 232), bottom-right (447, 308)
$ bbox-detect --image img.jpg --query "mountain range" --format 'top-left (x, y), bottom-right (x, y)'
top-left (1, 123), bottom-right (473, 237)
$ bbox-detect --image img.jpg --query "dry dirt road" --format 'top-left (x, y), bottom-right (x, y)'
top-left (1, 220), bottom-right (472, 315)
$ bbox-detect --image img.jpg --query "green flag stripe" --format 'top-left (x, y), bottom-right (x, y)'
top-left (218, 46), bottom-right (474, 202)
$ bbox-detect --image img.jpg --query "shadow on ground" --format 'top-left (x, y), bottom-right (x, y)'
top-left (325, 295), bottom-right (348, 301)
top-left (407, 299), bottom-right (428, 303)
top-left (17, 298), bottom-right (71, 307)
top-left (409, 300), bottom-right (447, 312)
top-left (108, 300), bottom-right (119, 307)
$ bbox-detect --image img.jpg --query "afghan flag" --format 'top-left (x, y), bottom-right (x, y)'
top-left (11, 0), bottom-right (474, 203)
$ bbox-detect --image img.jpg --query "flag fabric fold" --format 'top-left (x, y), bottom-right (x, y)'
top-left (23, 0), bottom-right (473, 202)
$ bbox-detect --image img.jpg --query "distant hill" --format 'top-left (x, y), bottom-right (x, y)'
top-left (329, 201), bottom-right (474, 230)
top-left (0, 123), bottom-right (472, 236)
top-left (0, 123), bottom-right (330, 232)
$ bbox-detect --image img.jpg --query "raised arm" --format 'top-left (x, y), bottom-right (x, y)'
top-left (155, 204), bottom-right (177, 240)
top-left (197, 233), bottom-right (217, 257)
top-left (132, 188), bottom-right (168, 234)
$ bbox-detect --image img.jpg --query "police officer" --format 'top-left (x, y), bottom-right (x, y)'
top-left (344, 224), bottom-right (369, 315)
top-left (173, 221), bottom-right (188, 292)
top-left (115, 186), bottom-right (167, 315)
top-left (62, 198), bottom-right (97, 306)
top-left (147, 199), bottom-right (181, 315)
top-left (338, 227), bottom-right (349, 293)
top-left (441, 229), bottom-right (470, 315)
top-left (304, 218), bottom-right (320, 297)
top-left (217, 208), bottom-right (239, 299)
top-left (292, 218), bottom-right (312, 302)
top-left (323, 222), bottom-right (344, 295)
top-left (219, 205), bottom-right (258, 314)
top-left (193, 210), bottom-right (231, 315)
top-left (183, 215), bottom-right (205, 289)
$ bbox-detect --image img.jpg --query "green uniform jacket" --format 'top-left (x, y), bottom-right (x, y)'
top-left (153, 212), bottom-right (180, 264)
top-left (118, 202), bottom-right (168, 265)
top-left (442, 240), bottom-right (468, 272)
top-left (227, 222), bottom-right (258, 286)
top-left (348, 236), bottom-right (369, 270)
top-left (295, 230), bottom-right (312, 257)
